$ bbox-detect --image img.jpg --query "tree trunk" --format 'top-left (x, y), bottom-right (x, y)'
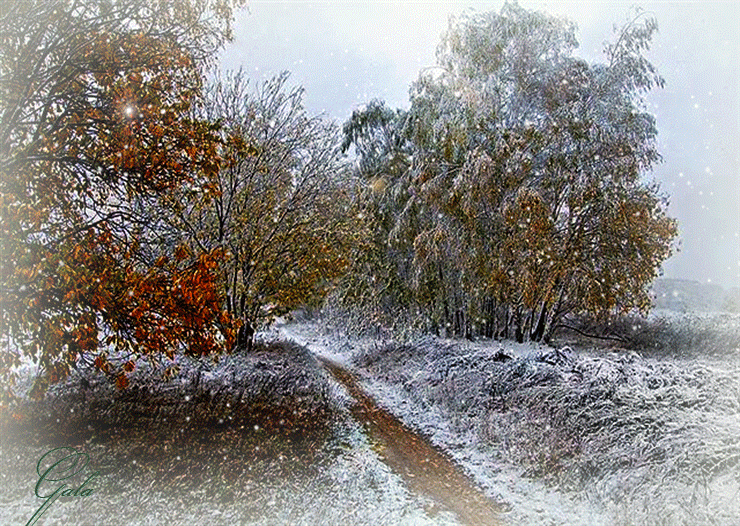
top-left (531, 303), bottom-right (548, 342)
top-left (498, 308), bottom-right (510, 340)
top-left (236, 319), bottom-right (255, 352)
top-left (484, 298), bottom-right (495, 338)
top-left (514, 308), bottom-right (524, 343)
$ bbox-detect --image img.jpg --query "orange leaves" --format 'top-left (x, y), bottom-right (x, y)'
top-left (71, 317), bottom-right (99, 353)
top-left (0, 0), bottom-right (249, 398)
top-left (93, 355), bottom-right (106, 371)
top-left (115, 374), bottom-right (129, 390)
top-left (153, 255), bottom-right (169, 268)
top-left (110, 248), bottom-right (238, 360)
top-left (3, 221), bottom-right (237, 394)
top-left (173, 245), bottom-right (191, 262)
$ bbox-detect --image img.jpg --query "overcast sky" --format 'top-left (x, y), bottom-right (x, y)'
top-left (219, 0), bottom-right (740, 290)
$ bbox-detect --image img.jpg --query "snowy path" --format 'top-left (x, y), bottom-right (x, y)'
top-left (276, 322), bottom-right (504, 525)
top-left (318, 355), bottom-right (502, 526)
top-left (275, 320), bottom-right (612, 526)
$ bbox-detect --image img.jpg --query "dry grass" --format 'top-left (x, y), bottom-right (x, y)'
top-left (560, 311), bottom-right (740, 358)
top-left (3, 340), bottom-right (333, 440)
top-left (354, 316), bottom-right (740, 525)
top-left (0, 339), bottom-right (461, 526)
top-left (0, 341), bottom-right (337, 525)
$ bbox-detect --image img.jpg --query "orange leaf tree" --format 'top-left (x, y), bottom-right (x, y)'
top-left (0, 0), bottom-right (245, 400)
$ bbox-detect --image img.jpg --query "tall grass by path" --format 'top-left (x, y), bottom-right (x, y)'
top-left (353, 323), bottom-right (740, 526)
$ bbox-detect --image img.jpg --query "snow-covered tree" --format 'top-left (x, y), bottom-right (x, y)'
top-left (342, 3), bottom-right (677, 342)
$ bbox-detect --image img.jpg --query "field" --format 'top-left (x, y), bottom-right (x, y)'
top-left (290, 311), bottom-right (740, 525)
top-left (1, 312), bottom-right (739, 525)
top-left (1, 341), bottom-right (453, 526)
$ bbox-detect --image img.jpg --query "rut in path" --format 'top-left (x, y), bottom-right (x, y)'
top-left (318, 357), bottom-right (502, 526)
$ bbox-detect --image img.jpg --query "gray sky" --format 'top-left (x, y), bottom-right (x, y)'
top-left (220, 0), bottom-right (740, 289)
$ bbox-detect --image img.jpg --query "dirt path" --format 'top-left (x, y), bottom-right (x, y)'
top-left (317, 357), bottom-right (502, 526)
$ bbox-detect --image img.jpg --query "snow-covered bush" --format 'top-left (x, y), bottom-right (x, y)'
top-left (9, 340), bottom-right (335, 438)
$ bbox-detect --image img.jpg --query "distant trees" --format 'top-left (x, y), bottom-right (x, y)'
top-left (167, 70), bottom-right (359, 350)
top-left (0, 0), bottom-right (245, 398)
top-left (340, 3), bottom-right (677, 342)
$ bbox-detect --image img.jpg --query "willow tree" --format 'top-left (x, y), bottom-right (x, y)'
top-left (343, 3), bottom-right (677, 341)
top-left (0, 0), bottom-right (245, 399)
top-left (335, 100), bottom-right (418, 327)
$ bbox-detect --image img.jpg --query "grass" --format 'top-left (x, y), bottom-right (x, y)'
top-left (4, 312), bottom-right (739, 525)
top-left (0, 339), bottom-right (462, 526)
top-left (559, 311), bottom-right (740, 358)
top-left (0, 341), bottom-right (338, 525)
top-left (352, 314), bottom-right (740, 526)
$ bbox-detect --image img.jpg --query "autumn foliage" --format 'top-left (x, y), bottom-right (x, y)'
top-left (1, 0), bottom-right (245, 400)
top-left (169, 71), bottom-right (359, 344)
top-left (1, 1), bottom-right (681, 405)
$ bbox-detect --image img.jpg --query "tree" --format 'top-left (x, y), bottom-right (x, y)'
top-left (166, 70), bottom-right (359, 350)
top-left (0, 0), bottom-right (245, 400)
top-left (334, 100), bottom-right (418, 327)
top-left (342, 3), bottom-right (677, 342)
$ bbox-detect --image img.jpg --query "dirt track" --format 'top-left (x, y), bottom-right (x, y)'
top-left (318, 356), bottom-right (502, 526)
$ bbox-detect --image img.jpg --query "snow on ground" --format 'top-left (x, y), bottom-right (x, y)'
top-left (1, 337), bottom-right (463, 526)
top-left (278, 321), bottom-right (610, 526)
top-left (277, 318), bottom-right (740, 526)
top-left (5, 315), bottom-right (738, 525)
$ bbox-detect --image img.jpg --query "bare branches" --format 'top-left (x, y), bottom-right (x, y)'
top-left (164, 70), bottom-right (357, 343)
